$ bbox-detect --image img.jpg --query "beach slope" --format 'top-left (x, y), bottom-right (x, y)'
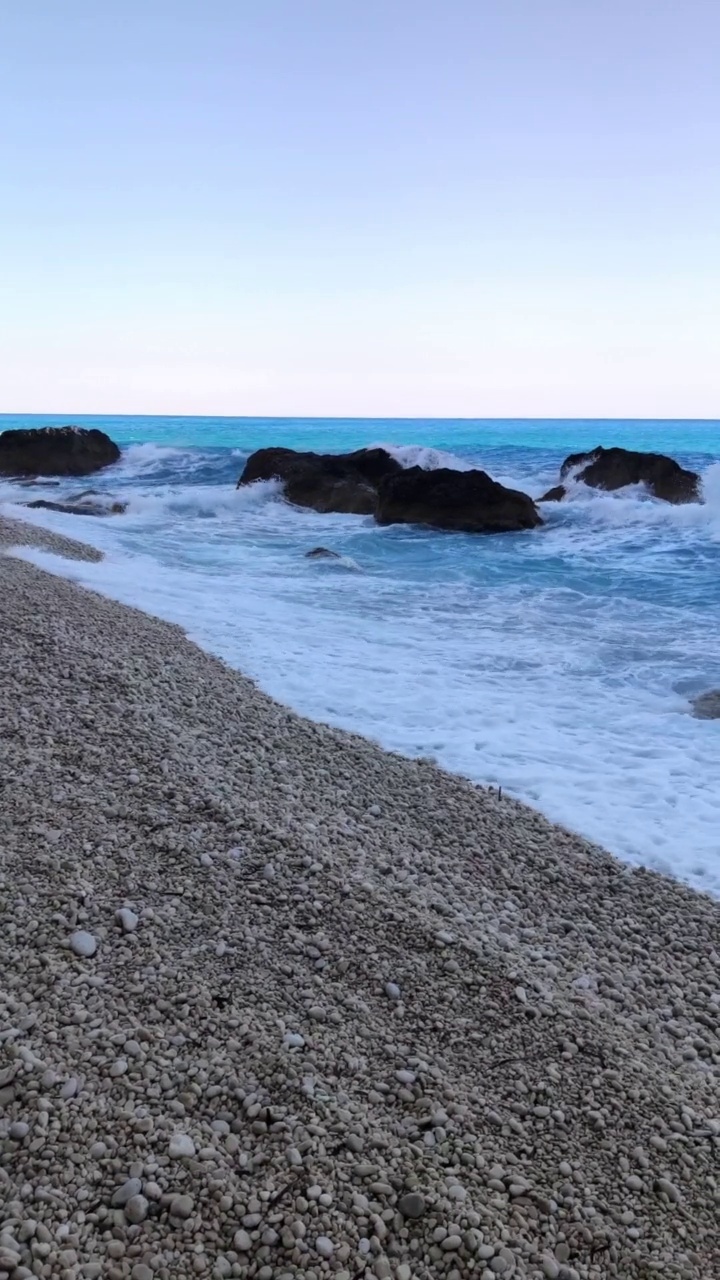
top-left (1, 515), bottom-right (718, 1279)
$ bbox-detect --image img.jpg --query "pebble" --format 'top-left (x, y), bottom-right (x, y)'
top-left (398, 1192), bottom-right (426, 1219)
top-left (233, 1230), bottom-right (252, 1252)
top-left (315, 1236), bottom-right (335, 1258)
top-left (9, 1121), bottom-right (30, 1140)
top-left (168, 1133), bottom-right (196, 1158)
top-left (124, 1194), bottom-right (149, 1224)
top-left (111, 1178), bottom-right (143, 1207)
top-left (115, 907), bottom-right (139, 933)
top-left (69, 930), bottom-right (97, 958)
top-left (384, 982), bottom-right (401, 999)
top-left (169, 1194), bottom-right (195, 1219)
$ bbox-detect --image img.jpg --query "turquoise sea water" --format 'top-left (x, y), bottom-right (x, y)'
top-left (2, 414), bottom-right (719, 892)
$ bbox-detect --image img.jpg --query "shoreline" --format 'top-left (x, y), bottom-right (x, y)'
top-left (1, 513), bottom-right (719, 1278)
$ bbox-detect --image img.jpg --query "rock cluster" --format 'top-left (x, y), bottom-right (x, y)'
top-left (1, 516), bottom-right (719, 1280)
top-left (238, 449), bottom-right (543, 534)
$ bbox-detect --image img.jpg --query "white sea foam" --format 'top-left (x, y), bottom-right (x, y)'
top-left (370, 442), bottom-right (475, 471)
top-left (4, 445), bottom-right (720, 896)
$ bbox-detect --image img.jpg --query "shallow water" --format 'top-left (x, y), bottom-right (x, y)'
top-left (3, 413), bottom-right (719, 893)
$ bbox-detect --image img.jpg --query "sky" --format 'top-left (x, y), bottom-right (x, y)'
top-left (0, 0), bottom-right (718, 418)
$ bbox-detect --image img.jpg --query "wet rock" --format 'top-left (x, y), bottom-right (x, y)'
top-left (549, 445), bottom-right (700, 504)
top-left (375, 466), bottom-right (543, 534)
top-left (691, 690), bottom-right (720, 719)
top-left (237, 446), bottom-right (401, 515)
top-left (0, 426), bottom-right (120, 477)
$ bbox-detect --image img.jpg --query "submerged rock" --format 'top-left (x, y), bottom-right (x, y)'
top-left (25, 493), bottom-right (127, 517)
top-left (691, 690), bottom-right (720, 719)
top-left (305, 547), bottom-right (342, 559)
top-left (237, 447), bottom-right (402, 515)
top-left (0, 426), bottom-right (121, 478)
top-left (375, 466), bottom-right (543, 534)
top-left (538, 484), bottom-right (567, 503)
top-left (542, 446), bottom-right (700, 504)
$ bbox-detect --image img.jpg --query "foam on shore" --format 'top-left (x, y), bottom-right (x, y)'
top-left (1, 515), bottom-right (719, 1279)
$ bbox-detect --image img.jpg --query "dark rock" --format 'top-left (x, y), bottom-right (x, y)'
top-left (375, 466), bottom-right (543, 534)
top-left (305, 547), bottom-right (342, 559)
top-left (691, 690), bottom-right (720, 720)
top-left (237, 447), bottom-right (401, 516)
top-left (25, 497), bottom-right (126, 517)
top-left (539, 484), bottom-right (567, 503)
top-left (557, 446), bottom-right (699, 504)
top-left (0, 426), bottom-right (121, 478)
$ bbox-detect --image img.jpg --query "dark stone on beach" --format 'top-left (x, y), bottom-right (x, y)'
top-left (305, 547), bottom-right (342, 559)
top-left (237, 446), bottom-right (402, 516)
top-left (539, 484), bottom-right (567, 503)
top-left (691, 690), bottom-right (720, 719)
top-left (554, 446), bottom-right (700, 504)
top-left (0, 426), bottom-right (121, 478)
top-left (375, 466), bottom-right (543, 534)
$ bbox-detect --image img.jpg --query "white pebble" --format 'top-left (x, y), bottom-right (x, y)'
top-left (384, 982), bottom-right (401, 1000)
top-left (168, 1133), bottom-right (196, 1158)
top-left (115, 907), bottom-right (138, 933)
top-left (69, 930), bottom-right (97, 958)
top-left (315, 1236), bottom-right (334, 1258)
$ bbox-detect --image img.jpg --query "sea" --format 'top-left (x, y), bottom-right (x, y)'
top-left (2, 414), bottom-right (719, 895)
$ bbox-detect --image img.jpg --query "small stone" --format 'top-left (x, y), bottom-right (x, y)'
top-left (315, 1236), bottom-right (334, 1258)
top-left (283, 1032), bottom-right (305, 1049)
top-left (131, 1267), bottom-right (154, 1280)
top-left (170, 1194), bottom-right (194, 1219)
top-left (124, 1194), bottom-right (149, 1224)
top-left (111, 1178), bottom-right (142, 1207)
top-left (655, 1177), bottom-right (681, 1203)
top-left (395, 1069), bottom-right (416, 1085)
top-left (542, 1260), bottom-right (560, 1280)
top-left (109, 1058), bottom-right (128, 1077)
top-left (69, 930), bottom-right (97, 958)
top-left (60, 1077), bottom-right (79, 1099)
top-left (9, 1121), bottom-right (30, 1140)
top-left (398, 1192), bottom-right (426, 1219)
top-left (169, 1133), bottom-right (196, 1158)
top-left (448, 1184), bottom-right (466, 1202)
top-left (442, 1235), bottom-right (463, 1251)
top-left (115, 908), bottom-right (139, 933)
top-left (233, 1230), bottom-right (252, 1252)
top-left (384, 982), bottom-right (401, 1000)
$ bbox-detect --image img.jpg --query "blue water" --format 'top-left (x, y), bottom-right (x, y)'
top-left (3, 414), bottom-right (720, 893)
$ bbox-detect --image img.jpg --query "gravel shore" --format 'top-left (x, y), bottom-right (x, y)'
top-left (1, 515), bottom-right (719, 1280)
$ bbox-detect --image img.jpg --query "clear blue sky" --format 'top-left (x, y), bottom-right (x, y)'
top-left (1, 1), bottom-right (718, 416)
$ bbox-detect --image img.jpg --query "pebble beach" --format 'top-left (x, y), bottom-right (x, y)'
top-left (1, 514), bottom-right (719, 1280)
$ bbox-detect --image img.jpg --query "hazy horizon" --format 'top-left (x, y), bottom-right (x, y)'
top-left (1, 1), bottom-right (718, 418)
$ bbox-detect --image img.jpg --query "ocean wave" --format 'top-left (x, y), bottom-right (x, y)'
top-left (369, 442), bottom-right (475, 472)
